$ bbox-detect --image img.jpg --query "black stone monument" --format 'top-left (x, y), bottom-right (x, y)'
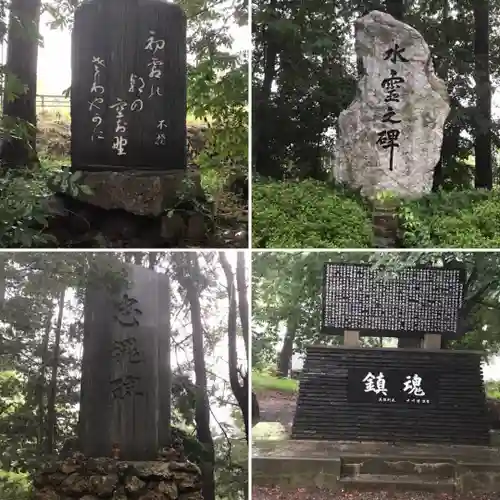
top-left (291, 263), bottom-right (491, 445)
top-left (80, 264), bottom-right (172, 460)
top-left (52, 0), bottom-right (205, 236)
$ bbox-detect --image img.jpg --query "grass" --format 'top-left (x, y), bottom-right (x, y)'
top-left (252, 371), bottom-right (298, 394)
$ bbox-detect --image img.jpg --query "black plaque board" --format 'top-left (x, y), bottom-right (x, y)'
top-left (347, 368), bottom-right (437, 407)
top-left (71, 0), bottom-right (187, 172)
top-left (322, 263), bottom-right (465, 337)
top-left (291, 346), bottom-right (490, 445)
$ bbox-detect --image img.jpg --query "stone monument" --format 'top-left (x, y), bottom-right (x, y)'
top-left (253, 262), bottom-right (500, 494)
top-left (48, 0), bottom-right (206, 247)
top-left (336, 11), bottom-right (450, 198)
top-left (33, 264), bottom-right (203, 500)
top-left (294, 262), bottom-right (490, 444)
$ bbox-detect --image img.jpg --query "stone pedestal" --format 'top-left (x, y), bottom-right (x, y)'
top-left (43, 167), bottom-right (210, 247)
top-left (33, 455), bottom-right (203, 500)
top-left (66, 168), bottom-right (203, 217)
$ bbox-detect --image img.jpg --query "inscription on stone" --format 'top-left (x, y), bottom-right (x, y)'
top-left (348, 368), bottom-right (436, 406)
top-left (322, 263), bottom-right (465, 336)
top-left (376, 43), bottom-right (409, 171)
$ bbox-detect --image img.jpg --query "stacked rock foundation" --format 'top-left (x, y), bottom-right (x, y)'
top-left (33, 455), bottom-right (203, 500)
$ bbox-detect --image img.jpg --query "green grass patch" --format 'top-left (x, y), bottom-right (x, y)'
top-left (486, 380), bottom-right (500, 400)
top-left (252, 371), bottom-right (298, 394)
top-left (252, 179), bottom-right (373, 248)
top-left (399, 189), bottom-right (500, 248)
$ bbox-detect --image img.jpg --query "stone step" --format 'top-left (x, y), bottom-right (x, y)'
top-left (341, 454), bottom-right (456, 479)
top-left (252, 456), bottom-right (341, 489)
top-left (338, 473), bottom-right (456, 494)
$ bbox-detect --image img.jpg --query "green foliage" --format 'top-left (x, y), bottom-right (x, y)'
top-left (0, 166), bottom-right (56, 248)
top-left (0, 471), bottom-right (30, 500)
top-left (252, 179), bottom-right (373, 248)
top-left (486, 381), bottom-right (500, 400)
top-left (252, 372), bottom-right (298, 394)
top-left (399, 190), bottom-right (500, 248)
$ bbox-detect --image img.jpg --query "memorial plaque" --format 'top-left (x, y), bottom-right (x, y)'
top-left (71, 0), bottom-right (187, 172)
top-left (322, 263), bottom-right (465, 337)
top-left (80, 264), bottom-right (171, 460)
top-left (347, 368), bottom-right (437, 407)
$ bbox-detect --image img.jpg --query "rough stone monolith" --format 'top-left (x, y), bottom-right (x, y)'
top-left (335, 10), bottom-right (450, 198)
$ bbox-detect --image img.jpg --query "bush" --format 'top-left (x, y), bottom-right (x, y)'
top-left (0, 471), bottom-right (30, 500)
top-left (252, 179), bottom-right (373, 248)
top-left (399, 189), bottom-right (500, 248)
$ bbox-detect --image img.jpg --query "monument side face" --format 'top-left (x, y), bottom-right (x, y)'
top-left (81, 264), bottom-right (171, 460)
top-left (71, 0), bottom-right (187, 172)
top-left (336, 10), bottom-right (449, 198)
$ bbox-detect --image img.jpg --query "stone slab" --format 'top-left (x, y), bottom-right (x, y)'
top-left (338, 474), bottom-right (456, 494)
top-left (56, 167), bottom-right (203, 216)
top-left (252, 456), bottom-right (341, 489)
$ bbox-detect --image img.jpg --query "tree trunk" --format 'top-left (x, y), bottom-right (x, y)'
top-left (254, 0), bottom-right (280, 179)
top-left (386, 0), bottom-right (404, 20)
top-left (474, 0), bottom-right (492, 189)
top-left (2, 0), bottom-right (41, 167)
top-left (180, 255), bottom-right (215, 500)
top-left (36, 311), bottom-right (52, 451)
top-left (236, 252), bottom-right (249, 359)
top-left (148, 252), bottom-right (158, 270)
top-left (220, 252), bottom-right (250, 441)
top-left (46, 288), bottom-right (65, 455)
top-left (277, 317), bottom-right (296, 377)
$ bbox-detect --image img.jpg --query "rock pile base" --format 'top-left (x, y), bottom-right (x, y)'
top-left (33, 455), bottom-right (203, 500)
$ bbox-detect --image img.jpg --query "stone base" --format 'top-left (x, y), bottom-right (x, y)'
top-left (33, 455), bottom-right (203, 500)
top-left (59, 168), bottom-right (203, 217)
top-left (39, 193), bottom-right (211, 248)
top-left (253, 439), bottom-right (500, 493)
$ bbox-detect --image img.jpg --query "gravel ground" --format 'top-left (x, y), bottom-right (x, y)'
top-left (252, 487), bottom-right (499, 500)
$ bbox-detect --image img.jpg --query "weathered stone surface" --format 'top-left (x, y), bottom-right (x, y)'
top-left (336, 10), bottom-right (449, 198)
top-left (61, 473), bottom-right (90, 495)
top-left (133, 461), bottom-right (174, 480)
top-left (56, 167), bottom-right (203, 216)
top-left (33, 487), bottom-right (60, 500)
top-left (124, 475), bottom-right (146, 493)
top-left (156, 481), bottom-right (178, 498)
top-left (89, 474), bottom-right (118, 496)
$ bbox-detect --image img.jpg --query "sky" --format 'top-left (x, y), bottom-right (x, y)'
top-left (35, 11), bottom-right (249, 95)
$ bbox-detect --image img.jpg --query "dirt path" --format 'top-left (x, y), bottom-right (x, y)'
top-left (256, 390), bottom-right (297, 430)
top-left (252, 487), bottom-right (498, 500)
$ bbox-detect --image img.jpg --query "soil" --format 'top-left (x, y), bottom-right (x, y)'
top-left (255, 390), bottom-right (297, 431)
top-left (252, 487), bottom-right (499, 500)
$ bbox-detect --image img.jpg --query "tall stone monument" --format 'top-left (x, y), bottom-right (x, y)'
top-left (80, 263), bottom-right (172, 459)
top-left (70, 0), bottom-right (201, 215)
top-left (336, 11), bottom-right (450, 198)
top-left (33, 263), bottom-right (203, 500)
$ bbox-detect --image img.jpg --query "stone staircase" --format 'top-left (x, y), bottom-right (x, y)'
top-left (252, 440), bottom-right (500, 493)
top-left (338, 454), bottom-right (456, 494)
